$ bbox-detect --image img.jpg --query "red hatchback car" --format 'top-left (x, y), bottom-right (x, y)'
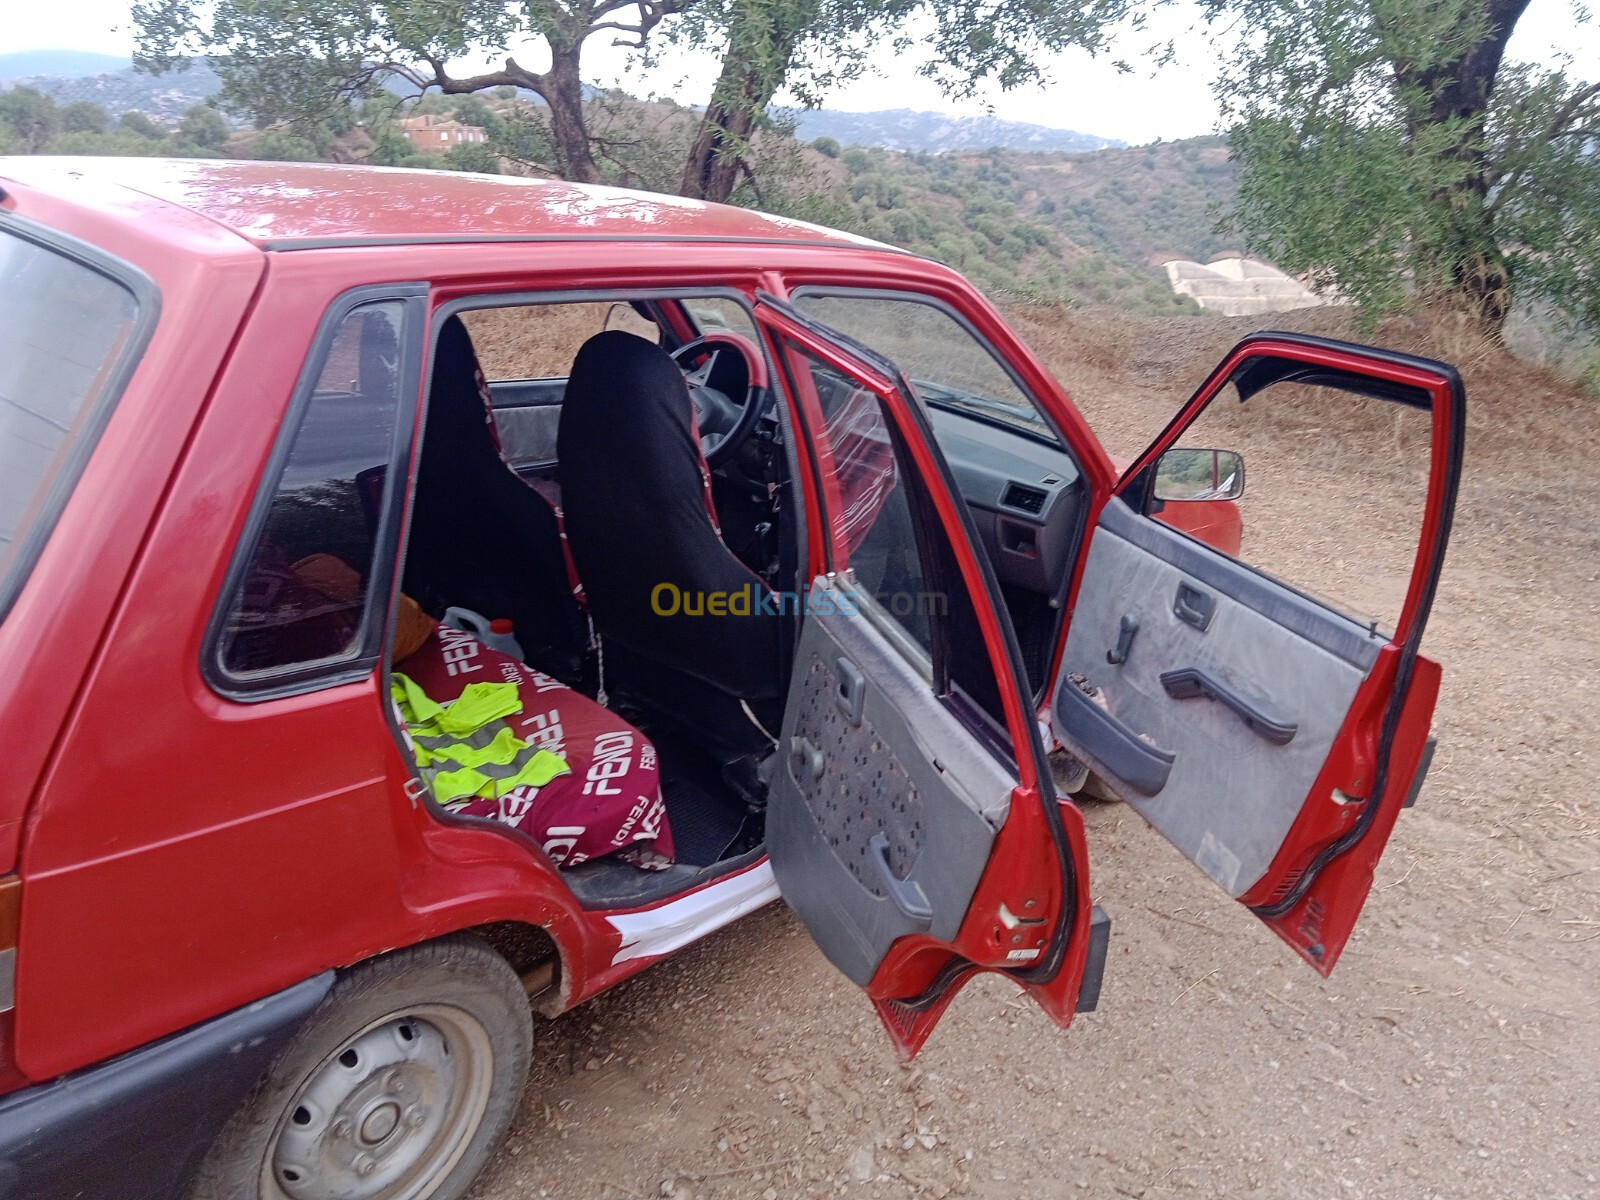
top-left (0, 158), bottom-right (1460, 1200)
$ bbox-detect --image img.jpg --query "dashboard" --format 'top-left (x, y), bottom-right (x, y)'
top-left (928, 406), bottom-right (1087, 602)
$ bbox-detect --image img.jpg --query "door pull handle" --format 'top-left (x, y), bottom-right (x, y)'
top-left (1160, 667), bottom-right (1298, 745)
top-left (868, 833), bottom-right (933, 929)
top-left (1106, 613), bottom-right (1140, 664)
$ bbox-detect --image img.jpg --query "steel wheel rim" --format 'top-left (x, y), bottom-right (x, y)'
top-left (263, 1004), bottom-right (495, 1200)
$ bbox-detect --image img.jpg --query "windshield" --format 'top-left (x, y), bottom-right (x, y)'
top-left (0, 228), bottom-right (141, 618)
top-left (791, 292), bottom-right (1056, 443)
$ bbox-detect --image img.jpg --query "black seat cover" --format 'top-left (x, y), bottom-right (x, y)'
top-left (404, 316), bottom-right (586, 682)
top-left (558, 330), bottom-right (782, 753)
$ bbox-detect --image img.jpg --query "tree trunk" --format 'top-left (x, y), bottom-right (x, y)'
top-left (680, 2), bottom-right (808, 203)
top-left (437, 43), bottom-right (602, 184)
top-left (540, 42), bottom-right (603, 184)
top-left (1395, 0), bottom-right (1531, 335)
top-left (680, 85), bottom-right (762, 202)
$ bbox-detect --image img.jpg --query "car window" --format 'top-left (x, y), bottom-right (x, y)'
top-left (215, 300), bottom-right (407, 679)
top-left (0, 229), bottom-right (140, 619)
top-left (792, 292), bottom-right (1055, 444)
top-left (785, 340), bottom-right (1010, 736)
top-left (684, 297), bottom-right (758, 339)
top-left (462, 302), bottom-right (660, 382)
top-left (1156, 378), bottom-right (1429, 634)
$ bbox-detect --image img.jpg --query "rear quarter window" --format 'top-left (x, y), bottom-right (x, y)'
top-left (0, 224), bottom-right (147, 620)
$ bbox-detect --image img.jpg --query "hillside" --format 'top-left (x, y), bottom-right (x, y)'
top-left (785, 107), bottom-right (1120, 154)
top-left (4, 52), bottom-right (1122, 156)
top-left (1008, 137), bottom-right (1238, 269)
top-left (5, 59), bottom-right (224, 123)
top-left (818, 139), bottom-right (1237, 310)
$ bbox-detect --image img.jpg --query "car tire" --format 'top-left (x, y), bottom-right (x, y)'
top-left (188, 933), bottom-right (533, 1200)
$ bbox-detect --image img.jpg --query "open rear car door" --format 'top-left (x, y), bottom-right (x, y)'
top-left (753, 296), bottom-right (1094, 1059)
top-left (1052, 333), bottom-right (1464, 973)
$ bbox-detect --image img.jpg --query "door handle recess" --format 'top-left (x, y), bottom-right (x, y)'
top-left (1160, 667), bottom-right (1297, 745)
top-left (868, 833), bottom-right (933, 929)
top-left (1173, 582), bottom-right (1214, 631)
top-left (835, 656), bottom-right (865, 725)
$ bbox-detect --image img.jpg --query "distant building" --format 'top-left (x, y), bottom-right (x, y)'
top-left (397, 115), bottom-right (489, 153)
top-left (1163, 257), bottom-right (1338, 316)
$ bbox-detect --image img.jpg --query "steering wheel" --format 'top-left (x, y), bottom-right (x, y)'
top-left (670, 333), bottom-right (770, 469)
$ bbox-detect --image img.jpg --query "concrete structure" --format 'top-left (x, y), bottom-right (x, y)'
top-left (397, 116), bottom-right (489, 154)
top-left (1163, 257), bottom-right (1335, 316)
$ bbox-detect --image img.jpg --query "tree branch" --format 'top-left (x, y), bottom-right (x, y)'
top-left (433, 56), bottom-right (550, 97)
top-left (1488, 79), bottom-right (1600, 217)
top-left (1543, 80), bottom-right (1600, 140)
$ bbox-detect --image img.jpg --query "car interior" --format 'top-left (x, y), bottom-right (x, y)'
top-left (394, 297), bottom-right (801, 907)
top-left (392, 291), bottom-right (1090, 908)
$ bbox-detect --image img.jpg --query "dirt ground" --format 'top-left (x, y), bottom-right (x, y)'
top-left (469, 307), bottom-right (1600, 1200)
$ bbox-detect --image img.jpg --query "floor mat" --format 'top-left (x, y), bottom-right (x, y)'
top-left (654, 736), bottom-right (749, 867)
top-left (662, 776), bottom-right (747, 866)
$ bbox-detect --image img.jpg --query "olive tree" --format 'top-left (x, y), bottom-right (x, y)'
top-left (132, 0), bottom-right (695, 182)
top-left (1209, 0), bottom-right (1600, 334)
top-left (677, 0), bottom-right (1132, 202)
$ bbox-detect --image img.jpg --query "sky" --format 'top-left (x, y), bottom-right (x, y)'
top-left (11, 0), bottom-right (1600, 145)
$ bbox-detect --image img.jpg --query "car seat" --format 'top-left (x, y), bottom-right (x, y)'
top-left (404, 316), bottom-right (588, 684)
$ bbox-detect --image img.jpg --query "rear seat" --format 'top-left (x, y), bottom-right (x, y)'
top-left (395, 624), bottom-right (675, 870)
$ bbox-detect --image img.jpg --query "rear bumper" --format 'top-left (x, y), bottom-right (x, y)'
top-left (0, 971), bottom-right (333, 1200)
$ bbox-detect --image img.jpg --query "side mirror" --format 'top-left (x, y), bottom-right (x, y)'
top-left (1153, 448), bottom-right (1245, 502)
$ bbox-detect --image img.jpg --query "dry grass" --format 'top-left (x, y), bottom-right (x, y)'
top-left (463, 303), bottom-right (660, 381)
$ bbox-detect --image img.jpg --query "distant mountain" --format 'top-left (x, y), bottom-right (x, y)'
top-left (0, 51), bottom-right (132, 82)
top-left (782, 107), bottom-right (1122, 154)
top-left (5, 59), bottom-right (223, 124)
top-left (5, 54), bottom-right (1120, 151)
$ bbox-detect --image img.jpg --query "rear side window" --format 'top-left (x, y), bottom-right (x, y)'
top-left (214, 299), bottom-right (411, 684)
top-left (0, 227), bottom-right (142, 619)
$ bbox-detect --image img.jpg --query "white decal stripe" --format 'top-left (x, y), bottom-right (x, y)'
top-left (607, 862), bottom-right (781, 965)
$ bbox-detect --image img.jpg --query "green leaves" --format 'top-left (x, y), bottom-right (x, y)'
top-left (1214, 0), bottom-right (1599, 334)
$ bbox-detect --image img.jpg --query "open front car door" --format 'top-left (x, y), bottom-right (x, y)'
top-left (1052, 333), bottom-right (1464, 974)
top-left (754, 296), bottom-right (1096, 1059)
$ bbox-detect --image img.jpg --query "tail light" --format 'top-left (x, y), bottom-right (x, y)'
top-left (0, 875), bottom-right (25, 1094)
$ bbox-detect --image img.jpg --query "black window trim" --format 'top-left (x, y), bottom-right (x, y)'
top-left (0, 211), bottom-right (161, 626)
top-left (203, 282), bottom-right (427, 702)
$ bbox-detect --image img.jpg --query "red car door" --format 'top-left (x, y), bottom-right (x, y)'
top-left (1050, 333), bottom-right (1464, 973)
top-left (754, 297), bottom-right (1097, 1059)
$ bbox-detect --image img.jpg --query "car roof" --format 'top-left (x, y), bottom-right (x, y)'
top-left (0, 157), bottom-right (895, 253)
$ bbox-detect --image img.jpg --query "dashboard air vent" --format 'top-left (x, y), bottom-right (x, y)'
top-left (1001, 482), bottom-right (1048, 515)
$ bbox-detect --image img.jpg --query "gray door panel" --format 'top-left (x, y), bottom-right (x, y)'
top-left (769, 578), bottom-right (1014, 985)
top-left (488, 379), bottom-right (566, 467)
top-left (1054, 501), bottom-right (1383, 897)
